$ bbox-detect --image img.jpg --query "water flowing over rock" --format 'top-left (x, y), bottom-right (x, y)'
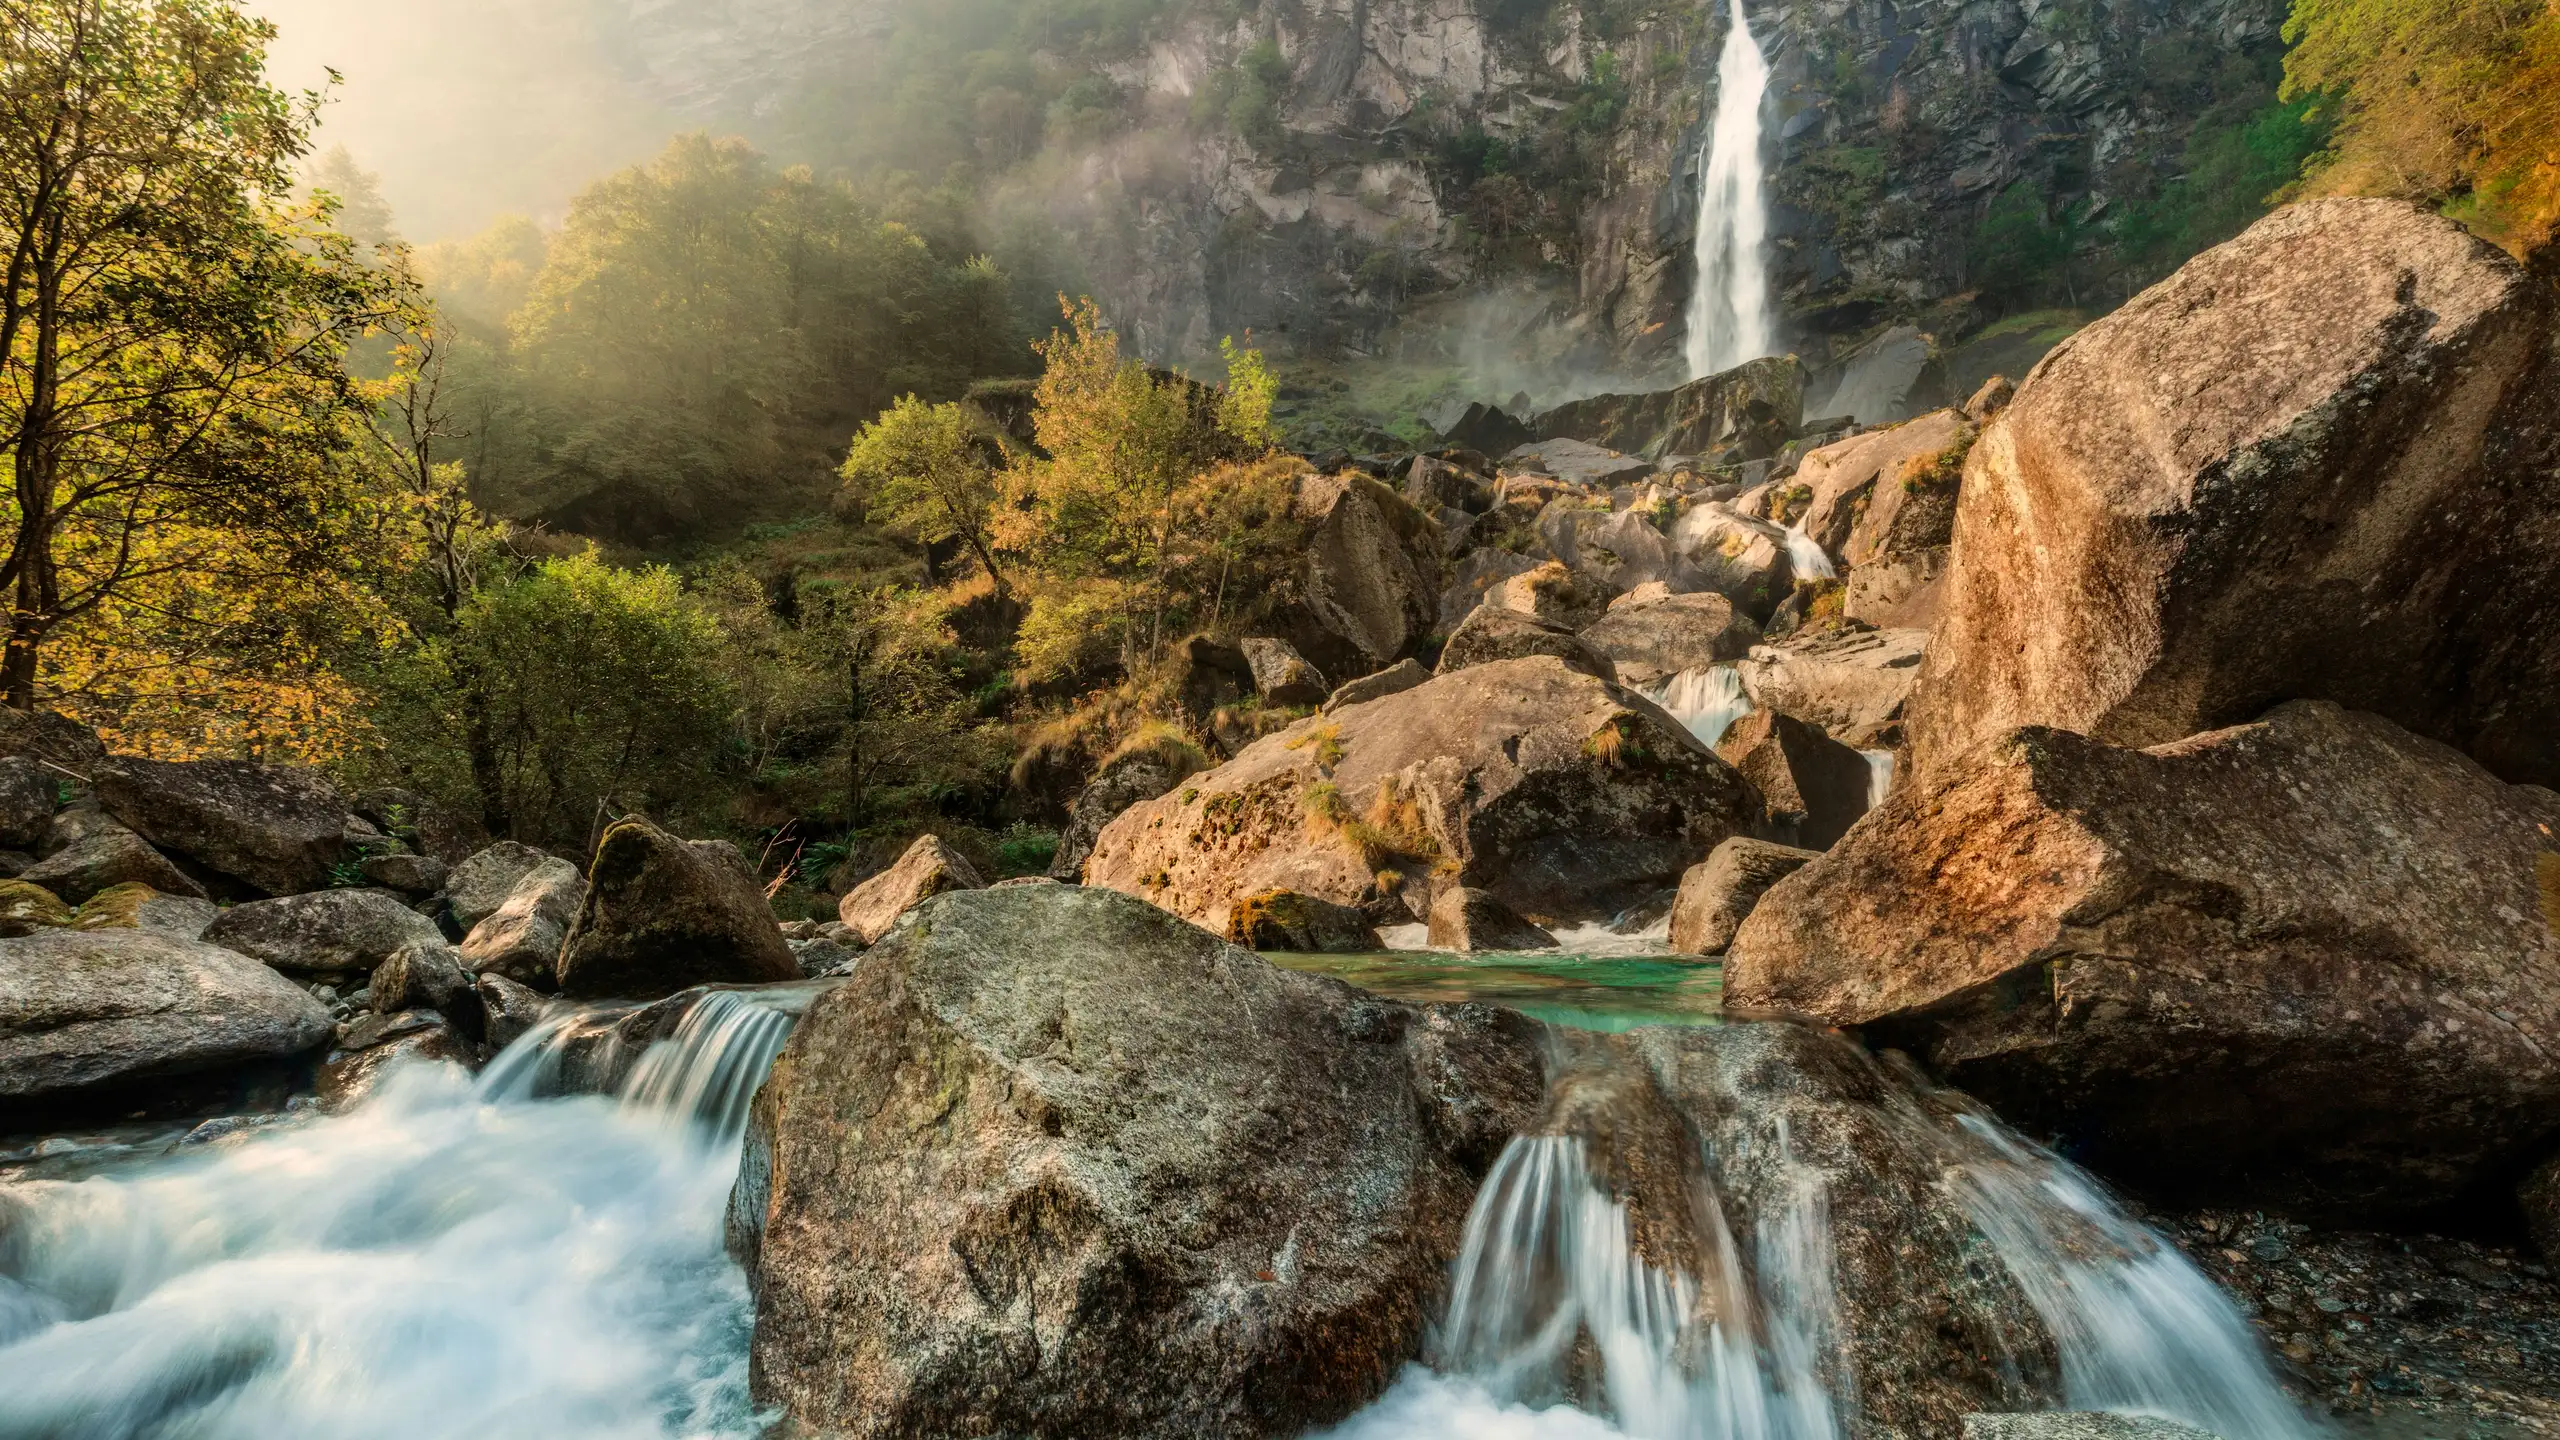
top-left (1084, 657), bottom-right (1760, 932)
top-left (1726, 701), bottom-right (2560, 1220)
top-left (91, 756), bottom-right (373, 897)
top-left (1907, 199), bottom-right (2560, 790)
top-left (557, 818), bottom-right (799, 1000)
top-left (1738, 626), bottom-right (1927, 750)
top-left (1669, 836), bottom-right (1819, 954)
top-left (1963, 1418), bottom-right (2223, 1439)
top-left (200, 888), bottom-right (447, 975)
top-left (1644, 664), bottom-right (1757, 747)
top-left (736, 885), bottom-right (1545, 1439)
top-left (836, 833), bottom-right (985, 945)
top-left (0, 929), bottom-right (331, 1111)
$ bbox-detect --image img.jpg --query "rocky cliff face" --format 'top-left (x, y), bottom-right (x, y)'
top-left (594, 0), bottom-right (2285, 396)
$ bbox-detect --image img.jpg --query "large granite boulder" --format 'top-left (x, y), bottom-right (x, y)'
top-left (439, 841), bottom-right (560, 932)
top-left (1736, 625), bottom-right (1927, 750)
top-left (0, 708), bottom-right (104, 766)
top-left (1224, 887), bottom-right (1381, 952)
top-left (556, 817), bottom-right (799, 1000)
top-left (1425, 885), bottom-right (1555, 952)
top-left (201, 888), bottom-right (444, 974)
top-left (370, 940), bottom-right (480, 1032)
top-left (1529, 356), bottom-right (1805, 462)
top-left (1725, 701), bottom-right (2560, 1218)
top-left (734, 884), bottom-right (1543, 1439)
top-left (91, 756), bottom-right (371, 896)
top-left (70, 882), bottom-right (217, 940)
top-left (1085, 657), bottom-right (1760, 932)
top-left (1577, 590), bottom-right (1762, 688)
top-left (1713, 709), bottom-right (1875, 850)
top-left (1280, 473), bottom-right (1446, 681)
top-left (1665, 503), bottom-right (1796, 620)
top-left (1436, 604), bottom-right (1615, 682)
top-left (1238, 637), bottom-right (1327, 707)
top-left (458, 858), bottom-right (586, 987)
top-left (1907, 199), bottom-right (2560, 790)
top-left (0, 928), bottom-right (331, 1107)
top-left (1050, 750), bottom-right (1201, 882)
top-left (1667, 836), bottom-right (1820, 955)
top-left (838, 834), bottom-right (985, 945)
top-left (1795, 408), bottom-right (1972, 567)
top-left (19, 811), bottom-right (206, 905)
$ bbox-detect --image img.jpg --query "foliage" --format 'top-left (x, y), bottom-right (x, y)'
top-left (2283, 0), bottom-right (2560, 250)
top-left (841, 396), bottom-right (1009, 590)
top-left (2110, 98), bottom-right (2330, 284)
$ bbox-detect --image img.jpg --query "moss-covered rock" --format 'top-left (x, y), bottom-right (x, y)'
top-left (0, 879), bottom-right (73, 937)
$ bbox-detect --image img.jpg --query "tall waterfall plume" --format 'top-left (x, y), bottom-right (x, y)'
top-left (1684, 0), bottom-right (1777, 379)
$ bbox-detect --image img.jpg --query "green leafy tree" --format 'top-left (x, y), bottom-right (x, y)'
top-left (0, 0), bottom-right (401, 710)
top-left (840, 395), bottom-right (1007, 592)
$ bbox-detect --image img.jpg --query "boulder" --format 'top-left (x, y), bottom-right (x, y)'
top-left (91, 756), bottom-right (374, 897)
top-left (1961, 374), bottom-right (2015, 421)
top-left (475, 971), bottom-right (548, 1052)
top-left (18, 815), bottom-right (206, 905)
top-left (1805, 323), bottom-right (1945, 425)
top-left (1322, 658), bottom-right (1430, 713)
top-left (358, 851), bottom-right (448, 895)
top-left (353, 786), bottom-right (484, 865)
top-left (1426, 886), bottom-right (1555, 952)
top-left (1665, 503), bottom-right (1795, 620)
top-left (1437, 400), bottom-right (1532, 456)
top-left (1528, 356), bottom-right (1806, 462)
top-left (0, 708), bottom-right (103, 766)
top-left (556, 817), bottom-right (799, 1000)
top-left (71, 882), bottom-right (217, 940)
top-left (315, 1011), bottom-right (475, 1110)
top-left (1051, 751), bottom-right (1198, 882)
top-left (1174, 634), bottom-right (1255, 724)
top-left (0, 756), bottom-right (54, 852)
top-left (370, 940), bottom-right (478, 1030)
top-left (1534, 505), bottom-right (1688, 597)
top-left (1486, 555), bottom-right (1611, 630)
top-left (1736, 625), bottom-right (1927, 749)
top-left (736, 884), bottom-right (1544, 1439)
top-left (1281, 473), bottom-right (1446, 681)
top-left (2524, 1151), bottom-right (2560, 1267)
top-left (791, 937), bottom-right (859, 977)
top-left (1086, 657), bottom-right (1760, 932)
top-left (1844, 546), bottom-right (1950, 628)
top-left (440, 841), bottom-right (560, 932)
top-left (1725, 701), bottom-right (2560, 1218)
top-left (837, 833), bottom-right (986, 946)
top-left (1907, 199), bottom-right (2560, 791)
top-left (1225, 888), bottom-right (1382, 952)
top-left (1794, 408), bottom-right (1971, 567)
top-left (0, 880), bottom-right (72, 937)
top-left (201, 888), bottom-right (446, 975)
top-left (1238, 636), bottom-right (1327, 707)
top-left (0, 928), bottom-right (332, 1105)
top-left (1667, 836), bottom-right (1820, 954)
top-left (1437, 548), bottom-right (1541, 632)
top-left (1578, 591), bottom-right (1761, 688)
top-left (1436, 605), bottom-right (1615, 682)
top-left (1502, 437), bottom-right (1654, 487)
top-left (458, 859), bottom-right (586, 987)
top-left (1713, 709), bottom-right (1875, 850)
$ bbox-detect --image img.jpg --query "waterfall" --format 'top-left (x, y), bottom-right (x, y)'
top-left (1780, 526), bottom-right (1835, 583)
top-left (1644, 665), bottom-right (1754, 748)
top-left (0, 986), bottom-right (813, 1440)
top-left (1858, 750), bottom-right (1893, 811)
top-left (1684, 0), bottom-right (1777, 380)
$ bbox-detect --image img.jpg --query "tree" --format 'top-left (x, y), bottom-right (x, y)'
top-left (305, 144), bottom-right (398, 253)
top-left (840, 395), bottom-right (1007, 592)
top-left (0, 0), bottom-right (398, 710)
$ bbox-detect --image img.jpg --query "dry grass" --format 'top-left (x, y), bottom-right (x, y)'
top-left (1301, 773), bottom-right (1440, 868)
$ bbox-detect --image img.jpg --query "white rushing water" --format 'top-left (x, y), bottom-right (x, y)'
top-left (1858, 750), bottom-right (1893, 811)
top-left (1684, 0), bottom-right (1777, 380)
top-left (0, 989), bottom-right (804, 1440)
top-left (1779, 526), bottom-right (1835, 584)
top-left (1643, 665), bottom-right (1754, 748)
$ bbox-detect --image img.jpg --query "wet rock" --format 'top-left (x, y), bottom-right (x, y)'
top-left (1909, 200), bottom-right (2560, 790)
top-left (370, 940), bottom-right (479, 1032)
top-left (1087, 657), bottom-right (1759, 932)
top-left (1322, 658), bottom-right (1430, 713)
top-left (0, 880), bottom-right (72, 937)
top-left (0, 929), bottom-right (331, 1105)
top-left (1225, 887), bottom-right (1382, 952)
top-left (1963, 1417), bottom-right (2221, 1439)
top-left (1578, 591), bottom-right (1761, 688)
top-left (438, 841), bottom-right (560, 935)
top-left (91, 756), bottom-right (372, 897)
top-left (1736, 625), bottom-right (1927, 749)
top-left (1426, 886), bottom-right (1554, 952)
top-left (1795, 409), bottom-right (1972, 568)
top-left (1667, 837), bottom-right (1820, 955)
top-left (1052, 751), bottom-right (1200, 882)
top-left (837, 833), bottom-right (986, 945)
top-left (1725, 701), bottom-right (2560, 1219)
top-left (359, 851), bottom-right (448, 895)
top-left (315, 1011), bottom-right (475, 1110)
top-left (1713, 709), bottom-right (1875, 850)
top-left (18, 815), bottom-right (206, 905)
top-left (0, 757), bottom-right (54, 852)
top-left (202, 888), bottom-right (445, 975)
top-left (475, 971), bottom-right (548, 1052)
top-left (458, 858), bottom-right (586, 988)
top-left (556, 817), bottom-right (800, 1001)
top-left (1239, 636), bottom-right (1328, 706)
top-left (1437, 604), bottom-right (1615, 681)
top-left (1281, 472), bottom-right (1446, 681)
top-left (737, 884), bottom-right (1545, 1439)
top-left (69, 882), bottom-right (216, 940)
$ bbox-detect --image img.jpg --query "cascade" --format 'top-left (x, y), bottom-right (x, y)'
top-left (1644, 665), bottom-right (1754, 747)
top-left (1684, 0), bottom-right (1777, 379)
top-left (1858, 750), bottom-right (1893, 811)
top-left (1779, 526), bottom-right (1835, 583)
top-left (0, 987), bottom-right (812, 1440)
